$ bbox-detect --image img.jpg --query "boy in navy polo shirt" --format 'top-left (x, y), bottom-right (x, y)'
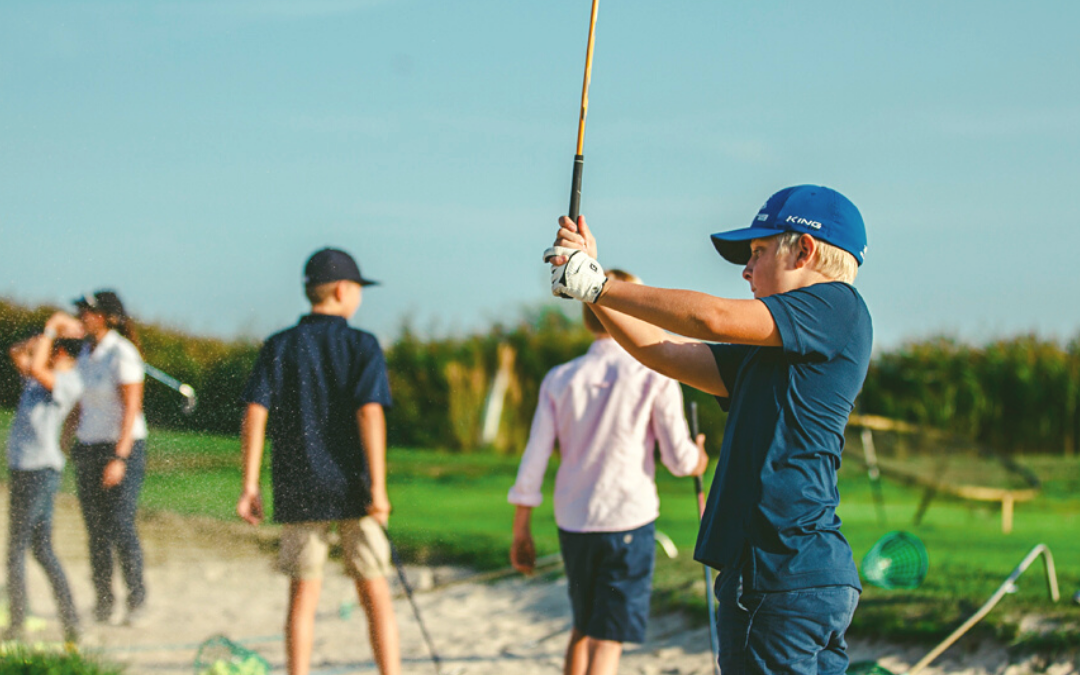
top-left (237, 248), bottom-right (401, 675)
top-left (545, 185), bottom-right (872, 675)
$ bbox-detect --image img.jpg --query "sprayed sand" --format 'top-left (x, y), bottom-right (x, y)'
top-left (2, 489), bottom-right (1077, 674)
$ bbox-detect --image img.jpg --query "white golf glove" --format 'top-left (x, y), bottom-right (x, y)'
top-left (544, 246), bottom-right (607, 303)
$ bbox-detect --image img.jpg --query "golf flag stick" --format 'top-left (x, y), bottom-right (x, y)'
top-left (690, 402), bottom-right (721, 675)
top-left (383, 527), bottom-right (442, 674)
top-left (568, 0), bottom-right (599, 223)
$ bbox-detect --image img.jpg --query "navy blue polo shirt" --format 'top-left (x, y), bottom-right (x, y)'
top-left (242, 314), bottom-right (392, 523)
top-left (694, 282), bottom-right (872, 592)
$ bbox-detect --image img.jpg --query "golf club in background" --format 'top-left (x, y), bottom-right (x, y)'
top-left (143, 363), bottom-right (197, 415)
top-left (690, 402), bottom-right (721, 675)
top-left (383, 526), bottom-right (442, 675)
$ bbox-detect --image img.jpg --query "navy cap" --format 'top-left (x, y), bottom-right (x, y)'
top-left (73, 290), bottom-right (127, 317)
top-left (303, 248), bottom-right (379, 287)
top-left (711, 185), bottom-right (867, 266)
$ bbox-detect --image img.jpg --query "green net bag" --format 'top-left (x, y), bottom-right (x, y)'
top-left (194, 635), bottom-right (269, 675)
top-left (861, 530), bottom-right (928, 590)
top-left (847, 660), bottom-right (898, 675)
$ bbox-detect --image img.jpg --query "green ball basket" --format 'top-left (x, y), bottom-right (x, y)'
top-left (861, 530), bottom-right (929, 590)
top-left (847, 660), bottom-right (898, 675)
top-left (194, 635), bottom-right (270, 675)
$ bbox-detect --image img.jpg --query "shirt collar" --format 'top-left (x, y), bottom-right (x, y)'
top-left (300, 313), bottom-right (348, 326)
top-left (587, 336), bottom-right (623, 356)
top-left (92, 329), bottom-right (121, 354)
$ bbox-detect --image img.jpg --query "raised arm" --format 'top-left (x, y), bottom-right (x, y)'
top-left (590, 305), bottom-right (728, 396)
top-left (554, 216), bottom-right (781, 347)
top-left (25, 312), bottom-right (86, 391)
top-left (9, 337), bottom-right (35, 379)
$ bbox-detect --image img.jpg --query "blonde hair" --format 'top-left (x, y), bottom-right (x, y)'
top-left (304, 281), bottom-right (338, 305)
top-left (582, 268), bottom-right (641, 333)
top-left (775, 232), bottom-right (858, 284)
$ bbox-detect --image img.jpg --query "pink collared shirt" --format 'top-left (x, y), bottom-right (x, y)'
top-left (508, 337), bottom-right (700, 533)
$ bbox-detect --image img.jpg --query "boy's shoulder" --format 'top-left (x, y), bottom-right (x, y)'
top-left (260, 318), bottom-right (383, 358)
top-left (767, 281), bottom-right (870, 323)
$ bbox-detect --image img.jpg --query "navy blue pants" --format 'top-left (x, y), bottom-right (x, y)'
top-left (73, 441), bottom-right (147, 612)
top-left (715, 568), bottom-right (859, 675)
top-left (6, 468), bottom-right (78, 632)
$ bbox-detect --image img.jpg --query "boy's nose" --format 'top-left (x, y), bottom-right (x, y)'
top-left (742, 265), bottom-right (752, 282)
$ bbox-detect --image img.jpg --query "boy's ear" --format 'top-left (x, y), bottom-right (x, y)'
top-left (333, 280), bottom-right (348, 302)
top-left (794, 233), bottom-right (817, 268)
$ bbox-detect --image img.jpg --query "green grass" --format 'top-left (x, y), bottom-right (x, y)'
top-left (2, 408), bottom-right (1078, 651)
top-left (0, 643), bottom-right (124, 674)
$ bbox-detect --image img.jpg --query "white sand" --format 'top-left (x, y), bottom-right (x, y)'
top-left (3, 491), bottom-right (1077, 674)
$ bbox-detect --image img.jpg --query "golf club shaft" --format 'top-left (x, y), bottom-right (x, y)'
top-left (568, 0), bottom-right (599, 222)
top-left (689, 402), bottom-right (721, 675)
top-left (143, 364), bottom-right (184, 392)
top-left (384, 528), bottom-right (442, 674)
top-left (143, 363), bottom-right (197, 414)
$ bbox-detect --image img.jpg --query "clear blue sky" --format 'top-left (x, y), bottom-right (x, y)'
top-left (2, 1), bottom-right (1078, 348)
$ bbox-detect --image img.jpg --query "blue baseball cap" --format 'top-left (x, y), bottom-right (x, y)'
top-left (710, 185), bottom-right (867, 266)
top-left (303, 248), bottom-right (379, 287)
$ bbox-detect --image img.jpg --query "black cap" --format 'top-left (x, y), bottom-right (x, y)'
top-left (73, 290), bottom-right (127, 318)
top-left (54, 338), bottom-right (85, 356)
top-left (303, 248), bottom-right (379, 287)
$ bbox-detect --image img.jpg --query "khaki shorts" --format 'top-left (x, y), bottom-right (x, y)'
top-left (278, 517), bottom-right (393, 580)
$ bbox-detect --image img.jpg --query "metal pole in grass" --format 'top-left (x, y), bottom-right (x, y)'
top-left (383, 527), bottom-right (442, 674)
top-left (904, 543), bottom-right (1059, 675)
top-left (852, 543), bottom-right (1062, 675)
top-left (689, 402), bottom-right (721, 675)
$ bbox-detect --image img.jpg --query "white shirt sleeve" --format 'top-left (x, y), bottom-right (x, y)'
top-left (651, 376), bottom-right (701, 477)
top-left (114, 339), bottom-right (145, 385)
top-left (51, 370), bottom-right (84, 411)
top-left (507, 372), bottom-right (558, 508)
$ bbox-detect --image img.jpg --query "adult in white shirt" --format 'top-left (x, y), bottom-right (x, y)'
top-left (508, 269), bottom-right (709, 675)
top-left (70, 290), bottom-right (149, 626)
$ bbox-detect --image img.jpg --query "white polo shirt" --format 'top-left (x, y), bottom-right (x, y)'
top-left (76, 330), bottom-right (148, 444)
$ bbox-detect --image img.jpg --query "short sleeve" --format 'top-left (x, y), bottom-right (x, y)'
top-left (760, 283), bottom-right (860, 361)
top-left (708, 343), bottom-right (754, 411)
top-left (115, 341), bottom-right (145, 385)
top-left (241, 342), bottom-right (275, 408)
top-left (352, 334), bottom-right (392, 409)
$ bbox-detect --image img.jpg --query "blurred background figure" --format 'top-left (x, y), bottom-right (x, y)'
top-left (5, 312), bottom-right (86, 643)
top-left (69, 290), bottom-right (149, 626)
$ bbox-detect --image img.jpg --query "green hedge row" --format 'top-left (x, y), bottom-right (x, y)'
top-left (860, 335), bottom-right (1080, 456)
top-left (3, 297), bottom-right (1077, 456)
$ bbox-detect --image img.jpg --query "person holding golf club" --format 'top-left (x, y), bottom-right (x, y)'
top-left (5, 318), bottom-right (86, 644)
top-left (509, 268), bottom-right (708, 675)
top-left (67, 289), bottom-right (150, 626)
top-left (237, 248), bottom-right (400, 675)
top-left (545, 185), bottom-right (872, 675)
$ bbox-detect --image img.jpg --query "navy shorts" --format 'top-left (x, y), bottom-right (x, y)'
top-left (558, 520), bottom-right (655, 644)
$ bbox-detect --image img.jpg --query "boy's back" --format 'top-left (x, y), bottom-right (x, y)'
top-left (243, 313), bottom-right (391, 523)
top-left (513, 337), bottom-right (699, 532)
top-left (237, 248), bottom-right (401, 675)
